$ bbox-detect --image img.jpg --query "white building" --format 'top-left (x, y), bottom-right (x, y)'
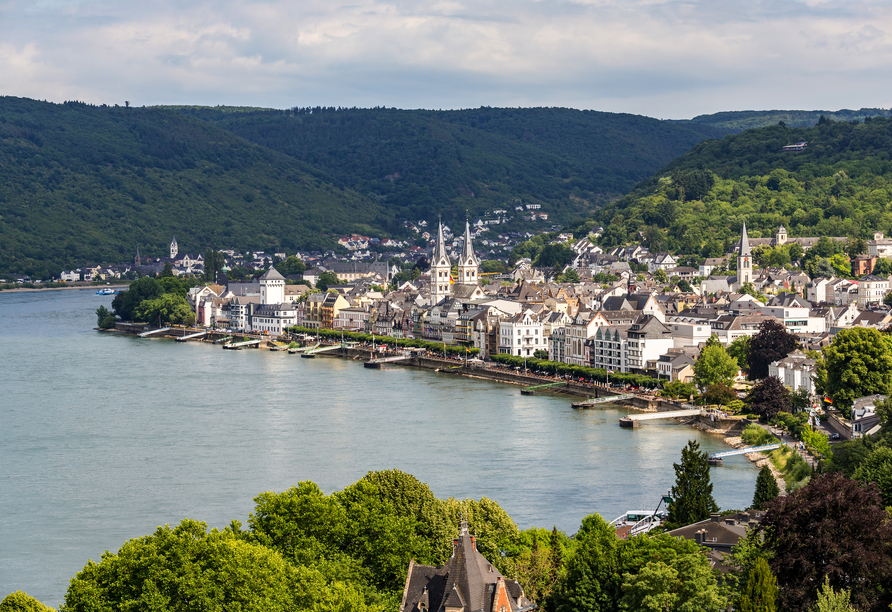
top-left (857, 274), bottom-right (889, 308)
top-left (498, 310), bottom-right (546, 357)
top-left (768, 350), bottom-right (817, 398)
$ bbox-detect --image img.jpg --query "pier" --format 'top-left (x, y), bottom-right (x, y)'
top-left (175, 330), bottom-right (207, 342)
top-left (364, 353), bottom-right (413, 368)
top-left (708, 443), bottom-right (784, 465)
top-left (620, 408), bottom-right (703, 428)
top-left (139, 327), bottom-right (171, 338)
top-left (572, 393), bottom-right (634, 408)
top-left (520, 381), bottom-right (568, 395)
top-left (223, 339), bottom-right (262, 350)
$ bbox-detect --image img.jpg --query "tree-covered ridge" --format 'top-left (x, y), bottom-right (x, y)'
top-left (591, 117), bottom-right (892, 255)
top-left (0, 97), bottom-right (384, 278)
top-left (179, 106), bottom-right (729, 229)
top-left (691, 108), bottom-right (891, 131)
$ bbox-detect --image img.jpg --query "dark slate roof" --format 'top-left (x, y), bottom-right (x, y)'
top-left (399, 522), bottom-right (536, 612)
top-left (259, 267), bottom-right (286, 281)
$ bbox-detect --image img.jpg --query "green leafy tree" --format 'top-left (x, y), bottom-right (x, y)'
top-left (748, 319), bottom-right (798, 380)
top-left (203, 249), bottom-right (226, 281)
top-left (810, 577), bottom-right (857, 612)
top-left (316, 271), bottom-right (340, 291)
top-left (753, 465), bottom-right (780, 509)
top-left (95, 305), bottom-right (116, 329)
top-left (852, 446), bottom-right (892, 507)
top-left (61, 519), bottom-right (367, 612)
top-left (653, 269), bottom-right (668, 283)
top-left (133, 293), bottom-right (194, 325)
top-left (111, 276), bottom-right (162, 321)
top-left (747, 376), bottom-right (792, 421)
top-left (0, 592), bottom-right (55, 612)
top-left (159, 262), bottom-right (174, 278)
top-left (735, 557), bottom-right (778, 612)
top-left (534, 244), bottom-right (574, 269)
top-left (620, 554), bottom-right (725, 612)
top-left (728, 336), bottom-right (751, 376)
top-left (559, 268), bottom-right (581, 283)
top-left (661, 380), bottom-right (698, 400)
top-left (702, 382), bottom-right (737, 405)
top-left (664, 440), bottom-right (719, 529)
top-left (694, 342), bottom-right (739, 389)
top-left (816, 327), bottom-right (892, 410)
top-left (277, 255), bottom-right (306, 277)
top-left (554, 513), bottom-right (619, 612)
top-left (761, 473), bottom-right (892, 612)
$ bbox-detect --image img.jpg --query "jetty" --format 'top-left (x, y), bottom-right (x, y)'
top-left (572, 393), bottom-right (634, 408)
top-left (520, 381), bottom-right (568, 395)
top-left (619, 408), bottom-right (703, 428)
top-left (708, 443), bottom-right (784, 466)
top-left (288, 342), bottom-right (320, 354)
top-left (175, 330), bottom-right (207, 342)
top-left (139, 327), bottom-right (171, 338)
top-left (300, 344), bottom-right (346, 358)
top-left (223, 339), bottom-right (262, 350)
top-left (268, 342), bottom-right (289, 351)
top-left (213, 335), bottom-right (233, 345)
top-left (364, 353), bottom-right (413, 368)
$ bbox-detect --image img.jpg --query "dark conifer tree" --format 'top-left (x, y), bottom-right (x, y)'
top-left (752, 465), bottom-right (780, 509)
top-left (736, 557), bottom-right (778, 612)
top-left (665, 440), bottom-right (719, 529)
top-left (747, 376), bottom-right (791, 422)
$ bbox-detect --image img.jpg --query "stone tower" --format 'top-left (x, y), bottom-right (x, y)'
top-left (430, 220), bottom-right (452, 304)
top-left (457, 220), bottom-right (479, 285)
top-left (259, 267), bottom-right (286, 305)
top-left (170, 236), bottom-right (178, 259)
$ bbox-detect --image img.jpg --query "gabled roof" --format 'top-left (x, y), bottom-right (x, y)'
top-left (259, 267), bottom-right (286, 281)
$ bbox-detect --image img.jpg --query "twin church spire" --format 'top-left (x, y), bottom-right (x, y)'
top-left (430, 218), bottom-right (479, 303)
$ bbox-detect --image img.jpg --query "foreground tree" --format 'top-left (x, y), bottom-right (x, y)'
top-left (747, 376), bottom-right (791, 421)
top-left (0, 592), bottom-right (55, 612)
top-left (749, 319), bottom-right (798, 379)
top-left (761, 473), bottom-right (892, 612)
top-left (810, 577), bottom-right (857, 612)
top-left (664, 440), bottom-right (719, 529)
top-left (753, 465), bottom-right (780, 509)
top-left (735, 557), bottom-right (778, 612)
top-left (816, 327), bottom-right (892, 410)
top-left (61, 519), bottom-right (367, 612)
top-left (852, 446), bottom-right (892, 507)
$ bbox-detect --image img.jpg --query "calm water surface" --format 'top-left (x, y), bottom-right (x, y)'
top-left (0, 289), bottom-right (758, 607)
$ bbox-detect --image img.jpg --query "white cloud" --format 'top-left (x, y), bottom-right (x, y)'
top-left (1, 0), bottom-right (891, 117)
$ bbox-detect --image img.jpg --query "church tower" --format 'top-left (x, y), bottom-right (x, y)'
top-left (430, 220), bottom-right (452, 303)
top-left (135, 245), bottom-right (141, 267)
top-left (170, 236), bottom-right (178, 260)
top-left (457, 220), bottom-right (479, 285)
top-left (738, 221), bottom-right (752, 286)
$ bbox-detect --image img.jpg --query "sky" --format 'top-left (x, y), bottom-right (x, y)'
top-left (1, 0), bottom-right (890, 119)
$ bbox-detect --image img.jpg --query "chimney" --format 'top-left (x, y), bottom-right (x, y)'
top-left (710, 513), bottom-right (721, 523)
top-left (470, 535), bottom-right (477, 551)
top-left (695, 529), bottom-right (706, 545)
top-left (725, 518), bottom-right (737, 526)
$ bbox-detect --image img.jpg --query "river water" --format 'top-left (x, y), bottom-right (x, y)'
top-left (0, 288), bottom-right (758, 607)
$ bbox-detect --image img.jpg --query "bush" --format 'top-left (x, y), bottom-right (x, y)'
top-left (741, 424), bottom-right (779, 446)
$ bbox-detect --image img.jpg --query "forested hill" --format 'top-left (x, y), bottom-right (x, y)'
top-left (587, 115), bottom-right (892, 256)
top-left (691, 108), bottom-right (892, 132)
top-left (0, 97), bottom-right (383, 278)
top-left (175, 106), bottom-right (729, 227)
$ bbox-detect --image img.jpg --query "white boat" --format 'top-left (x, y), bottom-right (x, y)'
top-left (610, 509), bottom-right (669, 538)
top-left (95, 288), bottom-right (116, 295)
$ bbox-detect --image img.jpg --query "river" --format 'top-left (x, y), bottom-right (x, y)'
top-left (0, 288), bottom-right (758, 607)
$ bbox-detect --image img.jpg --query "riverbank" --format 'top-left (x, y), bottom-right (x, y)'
top-left (2, 283), bottom-right (128, 293)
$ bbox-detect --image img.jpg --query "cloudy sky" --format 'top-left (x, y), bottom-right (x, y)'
top-left (1, 0), bottom-right (890, 118)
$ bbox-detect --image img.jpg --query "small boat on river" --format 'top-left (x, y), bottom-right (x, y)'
top-left (95, 288), bottom-right (116, 295)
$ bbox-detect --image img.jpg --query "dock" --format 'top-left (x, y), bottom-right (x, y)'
top-left (364, 353), bottom-right (413, 368)
top-left (520, 381), bottom-right (568, 395)
top-left (619, 408), bottom-right (702, 428)
top-left (213, 336), bottom-right (233, 345)
top-left (139, 327), bottom-right (171, 338)
top-left (223, 339), bottom-right (262, 350)
top-left (175, 330), bottom-right (207, 342)
top-left (300, 344), bottom-right (347, 358)
top-left (572, 393), bottom-right (634, 408)
top-left (288, 342), bottom-right (320, 354)
top-left (708, 443), bottom-right (784, 465)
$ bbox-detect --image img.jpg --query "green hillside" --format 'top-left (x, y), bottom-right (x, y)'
top-left (691, 108), bottom-right (891, 131)
top-left (588, 116), bottom-right (892, 256)
top-left (176, 106), bottom-right (729, 228)
top-left (0, 97), bottom-right (384, 278)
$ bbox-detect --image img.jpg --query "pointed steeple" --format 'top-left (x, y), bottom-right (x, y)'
top-left (739, 222), bottom-right (752, 257)
top-left (135, 244), bottom-right (141, 267)
top-left (430, 217), bottom-right (452, 303)
top-left (457, 219), bottom-right (479, 285)
top-left (462, 220), bottom-right (475, 260)
top-left (434, 218), bottom-right (448, 262)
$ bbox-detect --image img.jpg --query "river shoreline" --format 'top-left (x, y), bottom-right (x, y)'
top-left (2, 284), bottom-right (129, 293)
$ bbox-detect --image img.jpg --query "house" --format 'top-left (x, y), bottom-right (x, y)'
top-left (857, 274), bottom-right (889, 307)
top-left (399, 521), bottom-right (536, 612)
top-left (768, 350), bottom-right (817, 397)
top-left (851, 395), bottom-right (886, 438)
top-left (498, 310), bottom-right (546, 357)
top-left (668, 511), bottom-right (765, 574)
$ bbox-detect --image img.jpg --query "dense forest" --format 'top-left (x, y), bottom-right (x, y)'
top-left (0, 97), bottom-right (384, 278)
top-left (175, 106), bottom-right (729, 229)
top-left (584, 115), bottom-right (892, 260)
top-left (691, 107), bottom-right (892, 131)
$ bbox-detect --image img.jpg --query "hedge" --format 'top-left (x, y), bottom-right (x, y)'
top-left (489, 353), bottom-right (662, 388)
top-left (286, 326), bottom-right (480, 356)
